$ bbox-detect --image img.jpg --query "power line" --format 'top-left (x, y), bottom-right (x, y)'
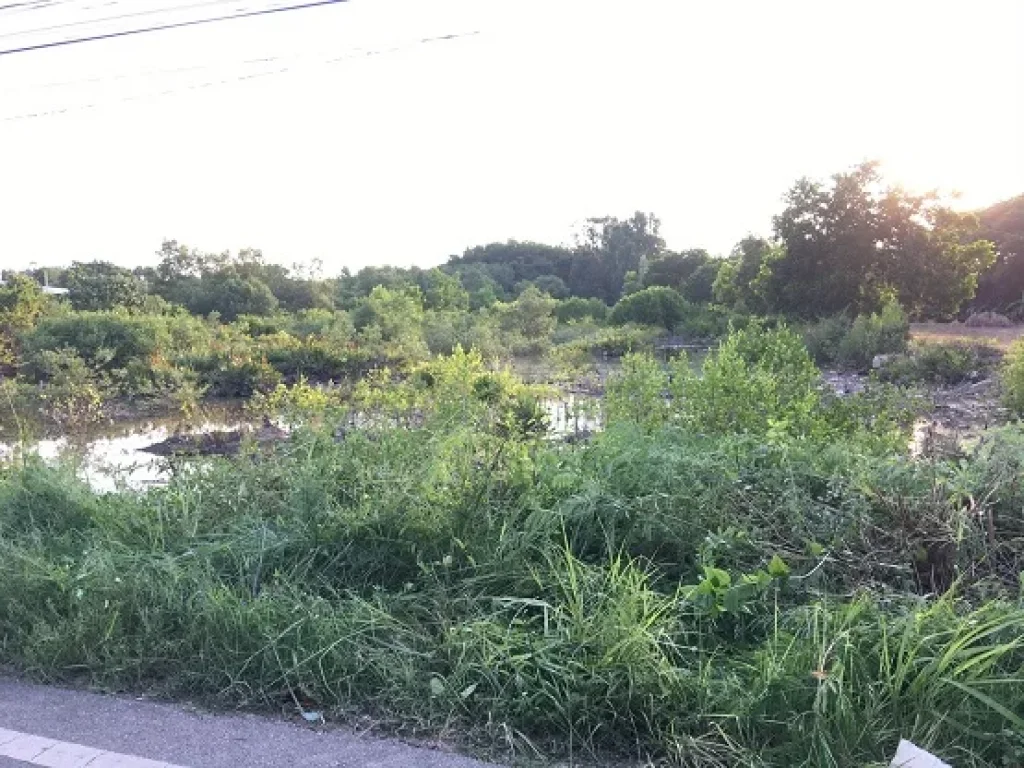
top-left (0, 0), bottom-right (349, 57)
top-left (0, 30), bottom-right (480, 121)
top-left (0, 0), bottom-right (249, 42)
top-left (0, 1), bottom-right (82, 17)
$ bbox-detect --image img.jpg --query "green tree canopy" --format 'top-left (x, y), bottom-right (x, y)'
top-left (972, 195), bottom-right (1024, 312)
top-left (499, 285), bottom-right (556, 340)
top-left (645, 249), bottom-right (712, 292)
top-left (419, 268), bottom-right (470, 311)
top-left (0, 274), bottom-right (48, 367)
top-left (766, 162), bottom-right (995, 318)
top-left (65, 261), bottom-right (147, 311)
top-left (352, 285), bottom-right (425, 344)
top-left (577, 212), bottom-right (665, 301)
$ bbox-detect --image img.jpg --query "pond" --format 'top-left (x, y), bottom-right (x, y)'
top-left (0, 397), bottom-right (602, 493)
top-left (0, 404), bottom-right (253, 493)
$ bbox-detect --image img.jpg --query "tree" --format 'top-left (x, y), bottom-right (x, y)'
top-left (271, 277), bottom-right (335, 312)
top-left (621, 271), bottom-right (644, 296)
top-left (566, 251), bottom-right (612, 300)
top-left (971, 195), bottom-right (1024, 312)
top-left (453, 264), bottom-right (504, 309)
top-left (192, 273), bottom-right (278, 320)
top-left (577, 212), bottom-right (665, 301)
top-left (682, 261), bottom-right (721, 304)
top-left (531, 274), bottom-right (569, 299)
top-left (419, 268), bottom-right (470, 311)
top-left (609, 286), bottom-right (688, 329)
top-left (500, 285), bottom-right (556, 340)
top-left (337, 265), bottom-right (416, 309)
top-left (646, 249), bottom-right (711, 291)
top-left (0, 275), bottom-right (47, 367)
top-left (766, 162), bottom-right (995, 318)
top-left (65, 261), bottom-right (147, 311)
top-left (449, 241), bottom-right (574, 292)
top-left (712, 237), bottom-right (780, 312)
top-left (352, 285), bottom-right (425, 344)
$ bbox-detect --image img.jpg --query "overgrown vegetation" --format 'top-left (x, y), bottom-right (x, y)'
top-left (1001, 340), bottom-right (1024, 416)
top-left (879, 341), bottom-right (1000, 387)
top-left (802, 301), bottom-right (910, 370)
top-left (3, 163), bottom-right (1024, 766)
top-left (2, 335), bottom-right (1024, 766)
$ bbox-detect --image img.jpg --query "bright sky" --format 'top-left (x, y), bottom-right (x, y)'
top-left (0, 0), bottom-right (1021, 274)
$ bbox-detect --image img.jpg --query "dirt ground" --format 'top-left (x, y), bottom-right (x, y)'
top-left (911, 322), bottom-right (1024, 350)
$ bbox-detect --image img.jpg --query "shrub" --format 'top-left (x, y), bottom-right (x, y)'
top-left (802, 303), bottom-right (909, 369)
top-left (672, 324), bottom-right (823, 439)
top-left (673, 303), bottom-right (734, 339)
top-left (802, 313), bottom-right (852, 365)
top-left (838, 301), bottom-right (909, 369)
top-left (609, 286), bottom-right (688, 329)
top-left (187, 352), bottom-right (282, 397)
top-left (554, 297), bottom-right (608, 323)
top-left (21, 312), bottom-right (166, 375)
top-left (878, 341), bottom-right (997, 386)
top-left (604, 352), bottom-right (669, 430)
top-left (263, 338), bottom-right (372, 382)
top-left (20, 311), bottom-right (211, 397)
top-left (30, 348), bottom-right (110, 426)
top-left (573, 324), bottom-right (657, 356)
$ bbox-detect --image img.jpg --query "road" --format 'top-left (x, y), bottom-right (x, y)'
top-left (0, 677), bottom-right (496, 768)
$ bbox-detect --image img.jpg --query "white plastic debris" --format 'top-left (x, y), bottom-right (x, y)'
top-left (891, 740), bottom-right (951, 768)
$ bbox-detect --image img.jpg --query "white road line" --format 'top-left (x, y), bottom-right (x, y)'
top-left (0, 728), bottom-right (187, 768)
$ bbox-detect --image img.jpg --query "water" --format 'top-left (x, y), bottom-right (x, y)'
top-left (0, 407), bottom-right (251, 493)
top-left (544, 394), bottom-right (602, 438)
top-left (0, 396), bottom-right (603, 492)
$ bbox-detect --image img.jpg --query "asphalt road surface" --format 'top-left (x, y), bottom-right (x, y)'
top-left (0, 677), bottom-right (497, 768)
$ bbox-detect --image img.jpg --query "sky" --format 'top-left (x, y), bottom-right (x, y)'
top-left (0, 0), bottom-right (1021, 274)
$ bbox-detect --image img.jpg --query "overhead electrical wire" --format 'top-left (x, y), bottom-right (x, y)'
top-left (0, 0), bottom-right (252, 42)
top-left (0, 0), bottom-right (349, 56)
top-left (0, 30), bottom-right (480, 121)
top-left (0, 1), bottom-right (94, 18)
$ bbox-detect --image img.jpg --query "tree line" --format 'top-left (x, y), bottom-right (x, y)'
top-left (10, 162), bottom-right (1023, 323)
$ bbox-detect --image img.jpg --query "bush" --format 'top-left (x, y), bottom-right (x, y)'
top-left (604, 352), bottom-right (669, 431)
top-left (186, 352), bottom-right (282, 397)
top-left (673, 303), bottom-right (734, 340)
top-left (836, 301), bottom-right (909, 369)
top-left (804, 303), bottom-right (909, 369)
top-left (20, 311), bottom-right (210, 392)
top-left (21, 312), bottom-right (167, 375)
top-left (670, 324), bottom-right (824, 439)
top-left (878, 341), bottom-right (997, 386)
top-left (609, 286), bottom-right (688, 329)
top-left (802, 313), bottom-right (852, 365)
top-left (554, 297), bottom-right (608, 323)
top-left (30, 348), bottom-right (110, 426)
top-left (568, 324), bottom-right (657, 356)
